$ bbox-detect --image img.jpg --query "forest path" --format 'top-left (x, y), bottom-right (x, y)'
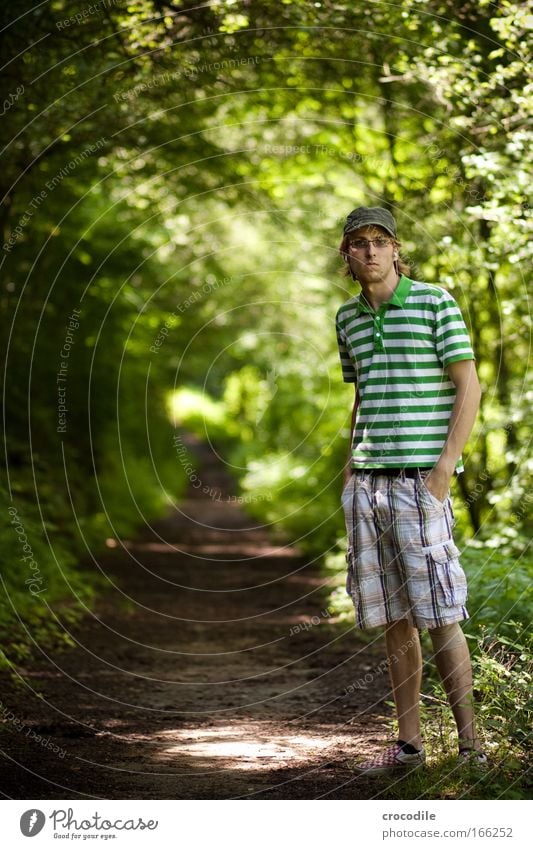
top-left (1, 438), bottom-right (393, 799)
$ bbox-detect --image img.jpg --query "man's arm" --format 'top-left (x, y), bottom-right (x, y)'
top-left (424, 359), bottom-right (482, 501)
top-left (343, 385), bottom-right (358, 486)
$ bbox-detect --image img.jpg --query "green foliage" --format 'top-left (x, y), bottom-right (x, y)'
top-left (416, 629), bottom-right (532, 798)
top-left (460, 544), bottom-right (533, 640)
top-left (168, 387), bottom-right (228, 443)
top-left (473, 629), bottom-right (532, 755)
top-left (0, 485), bottom-right (99, 670)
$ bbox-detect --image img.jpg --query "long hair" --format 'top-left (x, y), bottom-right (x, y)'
top-left (338, 234), bottom-right (411, 280)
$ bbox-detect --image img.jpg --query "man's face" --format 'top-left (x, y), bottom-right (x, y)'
top-left (345, 225), bottom-right (397, 285)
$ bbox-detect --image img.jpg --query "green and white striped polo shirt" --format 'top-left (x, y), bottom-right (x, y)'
top-left (336, 275), bottom-right (475, 472)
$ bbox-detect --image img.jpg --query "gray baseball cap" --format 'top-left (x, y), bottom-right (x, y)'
top-left (343, 206), bottom-right (397, 238)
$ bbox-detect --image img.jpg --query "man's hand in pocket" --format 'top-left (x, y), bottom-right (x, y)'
top-left (423, 462), bottom-right (453, 502)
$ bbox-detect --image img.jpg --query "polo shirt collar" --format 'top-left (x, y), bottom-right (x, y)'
top-left (354, 274), bottom-right (412, 315)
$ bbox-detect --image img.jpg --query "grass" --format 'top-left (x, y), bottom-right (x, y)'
top-left (374, 753), bottom-right (527, 801)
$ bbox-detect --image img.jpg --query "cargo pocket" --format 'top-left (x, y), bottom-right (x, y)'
top-left (426, 542), bottom-right (467, 607)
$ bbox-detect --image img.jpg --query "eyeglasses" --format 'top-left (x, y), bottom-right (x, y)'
top-left (347, 238), bottom-right (392, 250)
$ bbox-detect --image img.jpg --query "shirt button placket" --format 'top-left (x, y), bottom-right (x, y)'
top-left (374, 313), bottom-right (385, 352)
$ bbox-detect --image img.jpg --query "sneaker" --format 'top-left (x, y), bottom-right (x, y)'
top-left (352, 741), bottom-right (426, 776)
top-left (457, 748), bottom-right (488, 767)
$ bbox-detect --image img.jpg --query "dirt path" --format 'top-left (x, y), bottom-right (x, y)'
top-left (1, 438), bottom-right (394, 799)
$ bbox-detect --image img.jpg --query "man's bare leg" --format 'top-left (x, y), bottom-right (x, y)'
top-left (385, 618), bottom-right (423, 749)
top-left (428, 623), bottom-right (481, 751)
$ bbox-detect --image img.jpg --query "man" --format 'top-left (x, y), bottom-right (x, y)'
top-left (336, 206), bottom-right (486, 775)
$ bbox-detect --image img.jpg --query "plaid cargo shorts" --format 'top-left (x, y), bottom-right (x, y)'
top-left (341, 470), bottom-right (469, 630)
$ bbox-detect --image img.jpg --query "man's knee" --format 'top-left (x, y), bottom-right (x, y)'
top-left (385, 618), bottom-right (419, 651)
top-left (428, 622), bottom-right (466, 652)
top-left (385, 618), bottom-right (413, 635)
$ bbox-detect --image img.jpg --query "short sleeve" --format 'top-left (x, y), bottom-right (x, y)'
top-left (434, 293), bottom-right (475, 367)
top-left (336, 314), bottom-right (357, 383)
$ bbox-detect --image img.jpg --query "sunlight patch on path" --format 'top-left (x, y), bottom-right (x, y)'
top-left (154, 725), bottom-right (337, 770)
